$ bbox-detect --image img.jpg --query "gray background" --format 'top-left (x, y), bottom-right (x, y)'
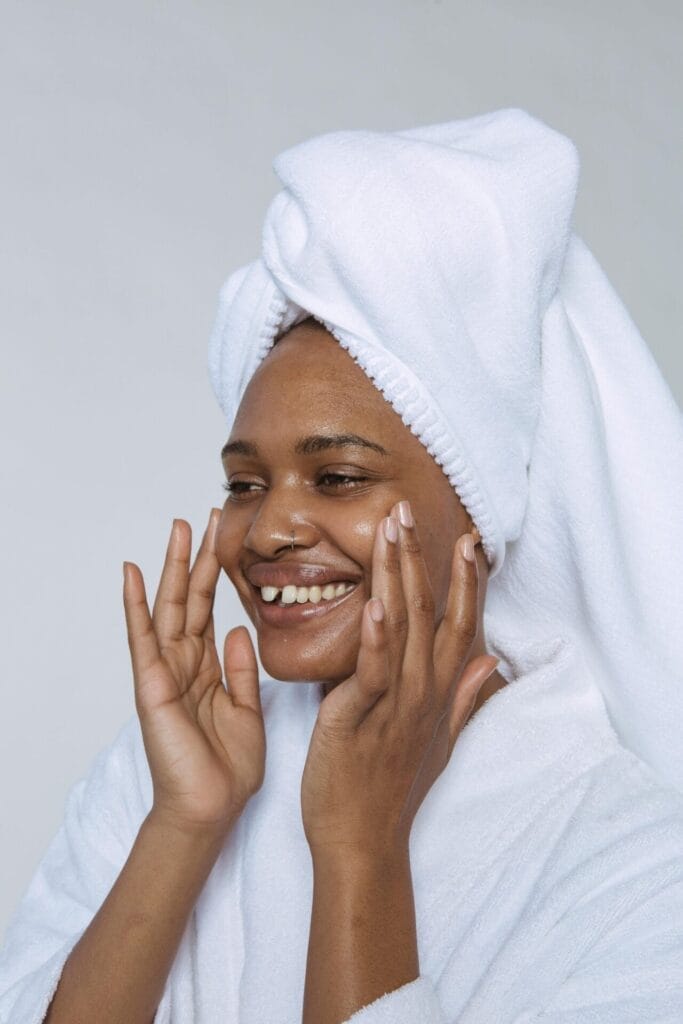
top-left (1, 0), bottom-right (681, 939)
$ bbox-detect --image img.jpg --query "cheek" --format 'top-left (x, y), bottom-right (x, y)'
top-left (348, 514), bottom-right (379, 561)
top-left (213, 506), bottom-right (380, 589)
top-left (214, 510), bottom-right (242, 577)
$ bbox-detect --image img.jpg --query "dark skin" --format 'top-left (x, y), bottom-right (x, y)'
top-left (212, 318), bottom-right (508, 1023)
top-left (115, 316), bottom-right (508, 1024)
top-left (215, 317), bottom-right (507, 713)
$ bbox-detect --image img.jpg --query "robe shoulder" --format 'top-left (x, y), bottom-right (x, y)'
top-left (438, 745), bottom-right (683, 1023)
top-left (0, 715), bottom-right (150, 1023)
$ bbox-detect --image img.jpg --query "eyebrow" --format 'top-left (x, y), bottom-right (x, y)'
top-left (221, 432), bottom-right (390, 460)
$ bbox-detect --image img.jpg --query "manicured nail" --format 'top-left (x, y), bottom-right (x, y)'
top-left (384, 516), bottom-right (398, 543)
top-left (461, 534), bottom-right (475, 562)
top-left (397, 500), bottom-right (414, 528)
top-left (478, 658), bottom-right (500, 683)
top-left (369, 597), bottom-right (384, 622)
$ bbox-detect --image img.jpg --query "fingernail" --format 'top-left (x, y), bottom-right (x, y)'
top-left (461, 534), bottom-right (475, 562)
top-left (383, 516), bottom-right (398, 543)
top-left (397, 500), bottom-right (414, 528)
top-left (369, 597), bottom-right (384, 622)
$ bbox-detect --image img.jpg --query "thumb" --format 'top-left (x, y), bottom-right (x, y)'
top-left (447, 656), bottom-right (499, 755)
top-left (223, 626), bottom-right (262, 717)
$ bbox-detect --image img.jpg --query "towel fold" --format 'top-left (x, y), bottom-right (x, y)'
top-left (208, 107), bottom-right (683, 798)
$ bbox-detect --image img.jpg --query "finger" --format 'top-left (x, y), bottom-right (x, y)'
top-left (371, 512), bottom-right (408, 688)
top-left (186, 509), bottom-right (222, 636)
top-left (433, 532), bottom-right (479, 696)
top-left (320, 598), bottom-right (387, 729)
top-left (152, 519), bottom-right (191, 644)
top-left (223, 626), bottom-right (262, 717)
top-left (447, 655), bottom-right (499, 758)
top-left (393, 500), bottom-right (435, 698)
top-left (204, 607), bottom-right (216, 645)
top-left (123, 562), bottom-right (161, 679)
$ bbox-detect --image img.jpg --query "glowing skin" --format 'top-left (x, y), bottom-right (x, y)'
top-left (215, 318), bottom-right (505, 711)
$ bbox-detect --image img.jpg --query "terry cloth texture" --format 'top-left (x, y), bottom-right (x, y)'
top-left (208, 107), bottom-right (683, 798)
top-left (1, 633), bottom-right (682, 1021)
top-left (2, 107), bottom-right (681, 1022)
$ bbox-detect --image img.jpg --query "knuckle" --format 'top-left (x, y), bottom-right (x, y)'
top-left (411, 590), bottom-right (434, 617)
top-left (191, 582), bottom-right (215, 602)
top-left (401, 536), bottom-right (422, 557)
top-left (387, 610), bottom-right (409, 636)
top-left (398, 687), bottom-right (436, 724)
top-left (382, 555), bottom-right (401, 575)
top-left (401, 532), bottom-right (421, 557)
top-left (360, 675), bottom-right (387, 700)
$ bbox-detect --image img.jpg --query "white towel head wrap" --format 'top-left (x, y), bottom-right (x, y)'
top-left (208, 107), bottom-right (683, 796)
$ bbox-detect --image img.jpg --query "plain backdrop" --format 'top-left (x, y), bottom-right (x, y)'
top-left (1, 0), bottom-right (681, 939)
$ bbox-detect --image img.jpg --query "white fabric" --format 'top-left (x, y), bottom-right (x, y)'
top-left (208, 106), bottom-right (683, 798)
top-left (1, 632), bottom-right (682, 1022)
top-left (4, 105), bottom-right (681, 1021)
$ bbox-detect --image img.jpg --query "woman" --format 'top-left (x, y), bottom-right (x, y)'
top-left (1, 107), bottom-right (682, 1023)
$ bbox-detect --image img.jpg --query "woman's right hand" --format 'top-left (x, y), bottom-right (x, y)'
top-left (122, 509), bottom-right (265, 838)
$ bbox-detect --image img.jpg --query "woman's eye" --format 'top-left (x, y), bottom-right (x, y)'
top-left (318, 473), bottom-right (368, 489)
top-left (222, 474), bottom-right (368, 498)
top-left (222, 481), bottom-right (260, 497)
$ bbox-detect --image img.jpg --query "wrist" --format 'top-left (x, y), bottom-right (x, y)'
top-left (310, 840), bottom-right (411, 877)
top-left (146, 806), bottom-right (236, 851)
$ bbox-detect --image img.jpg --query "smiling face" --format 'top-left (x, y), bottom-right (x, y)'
top-left (215, 318), bottom-right (491, 689)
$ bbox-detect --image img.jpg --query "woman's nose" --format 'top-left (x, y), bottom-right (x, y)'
top-left (242, 488), bottom-right (320, 556)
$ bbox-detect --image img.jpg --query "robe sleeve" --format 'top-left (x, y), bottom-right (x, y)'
top-left (0, 717), bottom-right (148, 1024)
top-left (343, 975), bottom-right (447, 1023)
top-left (341, 871), bottom-right (683, 1024)
top-left (527, 876), bottom-right (683, 1023)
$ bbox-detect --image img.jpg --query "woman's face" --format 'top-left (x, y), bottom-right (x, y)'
top-left (215, 319), bottom-right (487, 688)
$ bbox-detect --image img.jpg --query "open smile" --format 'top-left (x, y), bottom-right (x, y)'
top-left (250, 581), bottom-right (362, 627)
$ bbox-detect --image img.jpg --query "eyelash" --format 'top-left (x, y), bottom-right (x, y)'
top-left (222, 473), bottom-right (368, 497)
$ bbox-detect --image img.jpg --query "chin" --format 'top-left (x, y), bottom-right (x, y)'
top-left (257, 637), bottom-right (359, 685)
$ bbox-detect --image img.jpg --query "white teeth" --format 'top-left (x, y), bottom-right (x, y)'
top-left (259, 581), bottom-right (355, 605)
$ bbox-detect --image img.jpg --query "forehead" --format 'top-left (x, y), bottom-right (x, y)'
top-left (235, 325), bottom-right (397, 427)
top-left (227, 324), bottom-right (460, 504)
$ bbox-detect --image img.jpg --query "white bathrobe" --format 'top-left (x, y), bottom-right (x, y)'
top-left (1, 631), bottom-right (682, 1023)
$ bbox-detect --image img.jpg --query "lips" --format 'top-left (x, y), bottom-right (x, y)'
top-left (245, 561), bottom-right (362, 589)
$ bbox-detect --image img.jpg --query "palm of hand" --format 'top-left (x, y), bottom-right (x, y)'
top-left (124, 513), bottom-right (265, 835)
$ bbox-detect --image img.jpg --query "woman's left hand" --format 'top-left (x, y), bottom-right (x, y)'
top-left (300, 500), bottom-right (499, 858)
